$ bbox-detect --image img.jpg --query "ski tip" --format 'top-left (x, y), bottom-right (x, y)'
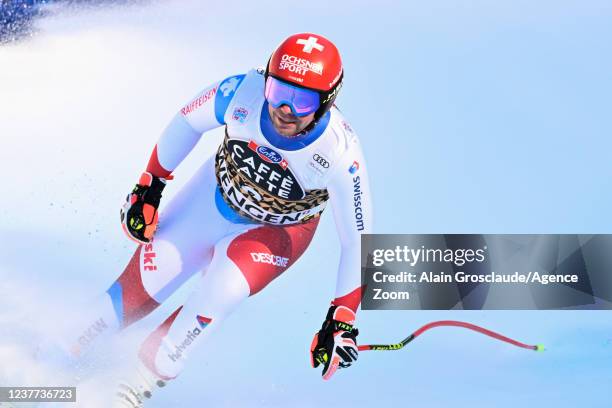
top-left (534, 344), bottom-right (545, 352)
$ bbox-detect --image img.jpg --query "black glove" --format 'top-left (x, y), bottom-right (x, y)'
top-left (310, 305), bottom-right (359, 380)
top-left (120, 172), bottom-right (167, 244)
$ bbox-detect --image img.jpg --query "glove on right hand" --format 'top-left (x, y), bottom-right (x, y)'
top-left (120, 172), bottom-right (167, 244)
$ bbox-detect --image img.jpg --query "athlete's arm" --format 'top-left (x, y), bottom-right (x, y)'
top-left (311, 135), bottom-right (372, 379)
top-left (146, 74), bottom-right (246, 178)
top-left (121, 74), bottom-right (246, 243)
top-left (326, 130), bottom-right (373, 313)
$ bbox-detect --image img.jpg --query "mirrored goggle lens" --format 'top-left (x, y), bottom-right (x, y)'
top-left (265, 77), bottom-right (320, 116)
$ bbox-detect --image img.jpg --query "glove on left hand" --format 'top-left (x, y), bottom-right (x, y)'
top-left (310, 305), bottom-right (359, 380)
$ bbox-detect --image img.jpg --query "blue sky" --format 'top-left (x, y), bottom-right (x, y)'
top-left (0, 1), bottom-right (610, 406)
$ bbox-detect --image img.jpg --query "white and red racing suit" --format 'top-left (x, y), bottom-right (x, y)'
top-left (68, 68), bottom-right (372, 380)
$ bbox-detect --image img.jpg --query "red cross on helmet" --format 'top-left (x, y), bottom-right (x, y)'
top-left (265, 33), bottom-right (343, 121)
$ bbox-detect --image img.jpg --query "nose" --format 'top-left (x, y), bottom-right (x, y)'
top-left (278, 104), bottom-right (294, 116)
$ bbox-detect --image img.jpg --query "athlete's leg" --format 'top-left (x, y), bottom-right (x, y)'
top-left (136, 218), bottom-right (320, 380)
top-left (64, 156), bottom-right (236, 357)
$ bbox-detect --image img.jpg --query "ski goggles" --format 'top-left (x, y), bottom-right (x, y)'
top-left (264, 76), bottom-right (320, 117)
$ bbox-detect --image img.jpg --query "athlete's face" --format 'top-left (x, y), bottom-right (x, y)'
top-left (268, 104), bottom-right (315, 137)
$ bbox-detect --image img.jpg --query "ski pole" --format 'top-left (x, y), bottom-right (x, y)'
top-left (358, 320), bottom-right (545, 352)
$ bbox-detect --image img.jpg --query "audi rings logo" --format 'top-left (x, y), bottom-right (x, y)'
top-left (312, 154), bottom-right (330, 168)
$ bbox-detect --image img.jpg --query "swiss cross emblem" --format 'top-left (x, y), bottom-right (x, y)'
top-left (296, 36), bottom-right (325, 53)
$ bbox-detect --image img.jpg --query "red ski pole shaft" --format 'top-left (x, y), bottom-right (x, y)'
top-left (358, 320), bottom-right (544, 352)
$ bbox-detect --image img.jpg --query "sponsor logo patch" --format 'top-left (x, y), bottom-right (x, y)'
top-left (312, 154), bottom-right (330, 169)
top-left (181, 87), bottom-right (217, 116)
top-left (197, 315), bottom-right (212, 329)
top-left (352, 176), bottom-right (365, 231)
top-left (279, 54), bottom-right (323, 76)
top-left (309, 152), bottom-right (331, 176)
top-left (71, 318), bottom-right (108, 356)
top-left (215, 134), bottom-right (329, 226)
top-left (250, 252), bottom-right (290, 267)
top-left (341, 121), bottom-right (354, 134)
top-left (329, 69), bottom-right (342, 88)
top-left (143, 242), bottom-right (157, 271)
top-left (252, 143), bottom-right (283, 164)
top-left (168, 315), bottom-right (212, 362)
top-left (232, 107), bottom-right (249, 123)
top-left (222, 140), bottom-right (301, 199)
top-left (247, 140), bottom-right (287, 168)
top-left (349, 161), bottom-right (360, 174)
top-left (220, 76), bottom-right (241, 97)
top-left (322, 81), bottom-right (342, 103)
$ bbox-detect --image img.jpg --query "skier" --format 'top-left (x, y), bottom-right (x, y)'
top-left (67, 33), bottom-right (372, 406)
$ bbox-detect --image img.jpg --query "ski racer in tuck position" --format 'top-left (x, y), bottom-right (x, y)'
top-left (69, 32), bottom-right (373, 406)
